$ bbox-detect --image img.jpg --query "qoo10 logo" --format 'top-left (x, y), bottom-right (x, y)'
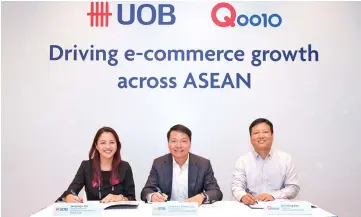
top-left (211, 2), bottom-right (282, 28)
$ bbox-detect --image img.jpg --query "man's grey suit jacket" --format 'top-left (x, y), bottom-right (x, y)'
top-left (140, 153), bottom-right (223, 202)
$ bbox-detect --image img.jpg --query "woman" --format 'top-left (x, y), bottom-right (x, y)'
top-left (57, 127), bottom-right (136, 203)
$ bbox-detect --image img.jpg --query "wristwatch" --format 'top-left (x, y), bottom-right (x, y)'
top-left (200, 192), bottom-right (208, 203)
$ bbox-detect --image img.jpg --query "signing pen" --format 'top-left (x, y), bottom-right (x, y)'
top-left (70, 190), bottom-right (83, 203)
top-left (245, 189), bottom-right (258, 204)
top-left (155, 187), bottom-right (168, 201)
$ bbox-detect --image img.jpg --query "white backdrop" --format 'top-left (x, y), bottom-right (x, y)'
top-left (2, 1), bottom-right (361, 217)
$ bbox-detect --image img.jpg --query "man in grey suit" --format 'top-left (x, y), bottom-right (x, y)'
top-left (141, 124), bottom-right (223, 205)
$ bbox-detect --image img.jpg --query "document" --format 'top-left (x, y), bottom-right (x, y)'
top-left (247, 201), bottom-right (268, 209)
top-left (99, 201), bottom-right (139, 210)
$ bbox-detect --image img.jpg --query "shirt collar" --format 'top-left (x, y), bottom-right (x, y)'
top-left (173, 154), bottom-right (190, 167)
top-left (252, 149), bottom-right (273, 160)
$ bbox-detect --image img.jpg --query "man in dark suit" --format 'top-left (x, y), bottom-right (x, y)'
top-left (141, 124), bottom-right (223, 205)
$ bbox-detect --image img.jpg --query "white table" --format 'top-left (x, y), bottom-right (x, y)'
top-left (30, 201), bottom-right (337, 217)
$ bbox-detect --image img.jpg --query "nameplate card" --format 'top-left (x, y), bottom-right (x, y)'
top-left (152, 202), bottom-right (198, 216)
top-left (264, 201), bottom-right (312, 215)
top-left (53, 203), bottom-right (101, 216)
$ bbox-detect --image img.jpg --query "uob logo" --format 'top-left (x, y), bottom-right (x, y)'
top-left (211, 2), bottom-right (282, 28)
top-left (87, 2), bottom-right (112, 27)
top-left (118, 4), bottom-right (176, 25)
top-left (86, 2), bottom-right (176, 27)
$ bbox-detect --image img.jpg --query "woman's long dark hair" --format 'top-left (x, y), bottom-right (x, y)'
top-left (88, 127), bottom-right (122, 187)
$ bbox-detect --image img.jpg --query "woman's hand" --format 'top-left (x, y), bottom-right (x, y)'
top-left (65, 194), bottom-right (83, 203)
top-left (100, 194), bottom-right (126, 203)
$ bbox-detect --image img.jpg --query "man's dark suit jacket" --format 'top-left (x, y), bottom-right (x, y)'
top-left (140, 153), bottom-right (223, 202)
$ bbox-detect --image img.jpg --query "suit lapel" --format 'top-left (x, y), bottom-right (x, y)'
top-left (163, 154), bottom-right (173, 195)
top-left (188, 153), bottom-right (198, 197)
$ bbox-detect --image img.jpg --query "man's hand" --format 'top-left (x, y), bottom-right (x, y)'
top-left (257, 193), bottom-right (274, 202)
top-left (240, 193), bottom-right (257, 205)
top-left (184, 194), bottom-right (204, 206)
top-left (151, 192), bottom-right (167, 202)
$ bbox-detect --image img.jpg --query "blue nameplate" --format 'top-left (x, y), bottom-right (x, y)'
top-left (152, 202), bottom-right (198, 216)
top-left (53, 203), bottom-right (101, 216)
top-left (264, 201), bottom-right (312, 215)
